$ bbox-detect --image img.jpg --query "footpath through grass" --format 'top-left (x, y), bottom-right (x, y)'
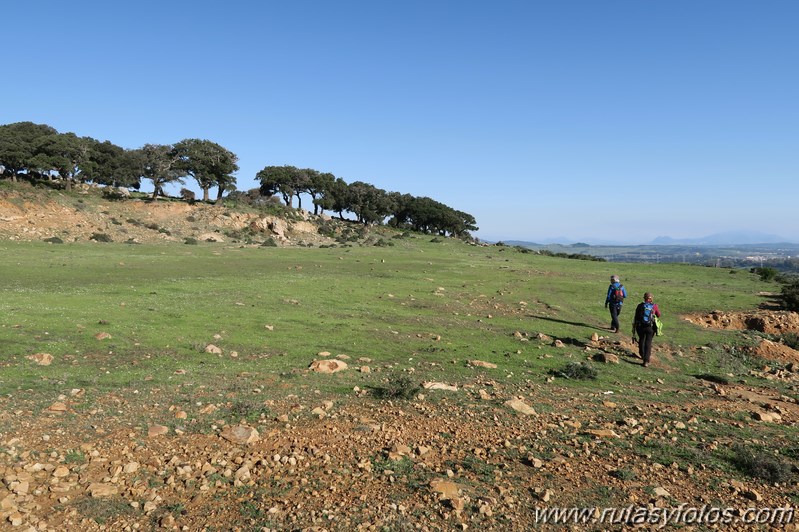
top-left (0, 237), bottom-right (783, 422)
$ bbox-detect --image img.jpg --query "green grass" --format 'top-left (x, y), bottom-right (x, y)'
top-left (0, 238), bottom-right (785, 428)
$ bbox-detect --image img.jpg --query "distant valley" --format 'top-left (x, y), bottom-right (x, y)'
top-left (503, 240), bottom-right (799, 272)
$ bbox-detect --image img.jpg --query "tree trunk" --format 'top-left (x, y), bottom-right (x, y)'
top-left (202, 187), bottom-right (210, 202)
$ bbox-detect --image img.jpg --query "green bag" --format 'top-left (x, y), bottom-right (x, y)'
top-left (653, 314), bottom-right (663, 336)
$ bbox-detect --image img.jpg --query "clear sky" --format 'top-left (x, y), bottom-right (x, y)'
top-left (3, 1), bottom-right (797, 244)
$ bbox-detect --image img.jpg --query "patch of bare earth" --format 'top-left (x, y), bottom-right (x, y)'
top-left (0, 187), bottom-right (331, 246)
top-left (684, 309), bottom-right (799, 364)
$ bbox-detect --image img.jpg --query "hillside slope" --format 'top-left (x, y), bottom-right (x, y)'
top-left (0, 183), bottom-right (331, 246)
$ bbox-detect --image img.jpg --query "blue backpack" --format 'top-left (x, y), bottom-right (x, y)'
top-left (641, 302), bottom-right (655, 325)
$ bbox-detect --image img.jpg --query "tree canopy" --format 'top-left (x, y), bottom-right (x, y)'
top-left (173, 139), bottom-right (239, 201)
top-left (1, 121), bottom-right (478, 238)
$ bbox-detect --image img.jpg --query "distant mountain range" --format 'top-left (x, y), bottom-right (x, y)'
top-left (649, 231), bottom-right (791, 246)
top-left (501, 230), bottom-right (794, 247)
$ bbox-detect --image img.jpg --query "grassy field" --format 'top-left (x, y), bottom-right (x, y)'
top-left (0, 236), bottom-right (783, 408)
top-left (2, 235), bottom-right (799, 529)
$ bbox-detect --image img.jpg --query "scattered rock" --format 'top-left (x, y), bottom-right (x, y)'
top-left (752, 411), bottom-right (782, 422)
top-left (148, 425), bottom-right (169, 437)
top-left (653, 487), bottom-right (671, 498)
top-left (430, 480), bottom-right (460, 500)
top-left (469, 360), bottom-right (497, 369)
top-left (584, 429), bottom-right (620, 438)
top-left (220, 425), bottom-right (260, 444)
top-left (309, 359), bottom-right (348, 373)
top-left (504, 398), bottom-right (537, 416)
top-left (27, 353), bottom-right (53, 365)
top-left (422, 382), bottom-right (458, 391)
top-left (47, 402), bottom-right (68, 413)
top-left (593, 352), bottom-right (619, 364)
top-left (88, 483), bottom-right (119, 498)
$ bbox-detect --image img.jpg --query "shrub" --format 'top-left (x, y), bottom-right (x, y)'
top-left (317, 220), bottom-right (338, 238)
top-left (179, 188), bottom-right (196, 202)
top-left (731, 444), bottom-right (793, 483)
top-left (225, 401), bottom-right (270, 423)
top-left (782, 280), bottom-right (799, 312)
top-left (43, 236), bottom-right (64, 244)
top-left (184, 237), bottom-right (198, 245)
top-left (782, 333), bottom-right (799, 350)
top-left (370, 375), bottom-right (420, 400)
top-left (609, 468), bottom-right (637, 481)
top-left (90, 233), bottom-right (113, 243)
top-left (694, 373), bottom-right (730, 385)
top-left (551, 362), bottom-right (598, 380)
top-left (261, 237), bottom-right (278, 247)
top-left (752, 267), bottom-right (779, 281)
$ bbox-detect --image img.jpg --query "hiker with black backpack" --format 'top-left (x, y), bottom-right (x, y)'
top-left (632, 292), bottom-right (661, 367)
top-left (604, 275), bottom-right (627, 333)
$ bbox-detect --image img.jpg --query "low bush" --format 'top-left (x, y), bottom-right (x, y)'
top-left (90, 233), bottom-right (113, 242)
top-left (551, 362), bottom-right (598, 380)
top-left (752, 266), bottom-right (779, 281)
top-left (694, 373), bottom-right (730, 385)
top-left (370, 375), bottom-right (420, 400)
top-left (782, 280), bottom-right (799, 312)
top-left (731, 444), bottom-right (793, 483)
top-left (782, 332), bottom-right (799, 350)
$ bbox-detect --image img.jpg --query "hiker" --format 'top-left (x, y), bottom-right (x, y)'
top-left (604, 275), bottom-right (627, 333)
top-left (632, 292), bottom-right (661, 367)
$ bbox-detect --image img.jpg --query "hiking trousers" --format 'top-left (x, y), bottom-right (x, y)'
top-left (637, 324), bottom-right (655, 364)
top-left (609, 303), bottom-right (622, 332)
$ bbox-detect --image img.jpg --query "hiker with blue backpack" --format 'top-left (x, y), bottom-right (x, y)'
top-left (604, 275), bottom-right (627, 333)
top-left (632, 292), bottom-right (661, 367)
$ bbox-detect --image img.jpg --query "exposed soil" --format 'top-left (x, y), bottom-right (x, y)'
top-left (684, 309), bottom-right (799, 364)
top-left (1, 187), bottom-right (798, 531)
top-left (0, 184), bottom-right (333, 247)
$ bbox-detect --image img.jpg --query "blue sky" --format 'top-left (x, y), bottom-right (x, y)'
top-left (3, 1), bottom-right (797, 244)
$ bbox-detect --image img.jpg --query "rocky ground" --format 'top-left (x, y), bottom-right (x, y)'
top-left (2, 187), bottom-right (799, 530)
top-left (1, 313), bottom-right (798, 531)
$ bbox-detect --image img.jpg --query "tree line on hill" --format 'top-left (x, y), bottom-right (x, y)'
top-left (0, 122), bottom-right (477, 238)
